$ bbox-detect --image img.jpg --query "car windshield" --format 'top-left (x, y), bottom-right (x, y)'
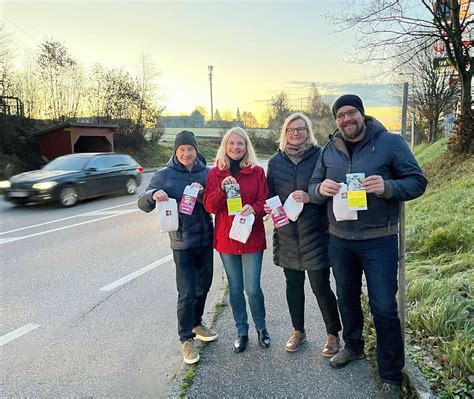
top-left (43, 156), bottom-right (90, 171)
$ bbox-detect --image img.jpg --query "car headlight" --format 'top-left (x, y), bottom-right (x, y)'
top-left (32, 181), bottom-right (58, 190)
top-left (0, 181), bottom-right (11, 189)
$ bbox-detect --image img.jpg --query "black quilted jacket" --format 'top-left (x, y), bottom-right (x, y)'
top-left (267, 146), bottom-right (330, 271)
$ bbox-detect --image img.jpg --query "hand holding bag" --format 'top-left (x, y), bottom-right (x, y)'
top-left (156, 198), bottom-right (179, 232)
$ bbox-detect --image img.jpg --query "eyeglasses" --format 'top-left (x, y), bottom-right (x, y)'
top-left (286, 127), bottom-right (307, 135)
top-left (335, 109), bottom-right (359, 121)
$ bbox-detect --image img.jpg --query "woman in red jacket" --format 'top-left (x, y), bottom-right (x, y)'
top-left (204, 127), bottom-right (270, 353)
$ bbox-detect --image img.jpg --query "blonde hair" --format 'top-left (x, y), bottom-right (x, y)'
top-left (278, 112), bottom-right (317, 151)
top-left (215, 127), bottom-right (259, 170)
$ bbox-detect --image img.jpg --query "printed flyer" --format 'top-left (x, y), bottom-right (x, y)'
top-left (266, 195), bottom-right (290, 228)
top-left (346, 173), bottom-right (368, 211)
top-left (179, 185), bottom-right (200, 215)
top-left (225, 183), bottom-right (243, 215)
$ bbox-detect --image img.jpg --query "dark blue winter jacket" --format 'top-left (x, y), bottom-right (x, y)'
top-left (267, 146), bottom-right (330, 270)
top-left (308, 117), bottom-right (427, 240)
top-left (138, 154), bottom-right (213, 250)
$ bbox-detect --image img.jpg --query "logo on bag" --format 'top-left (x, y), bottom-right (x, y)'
top-left (166, 210), bottom-right (172, 216)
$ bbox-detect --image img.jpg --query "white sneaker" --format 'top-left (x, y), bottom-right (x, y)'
top-left (181, 339), bottom-right (199, 364)
top-left (192, 324), bottom-right (218, 342)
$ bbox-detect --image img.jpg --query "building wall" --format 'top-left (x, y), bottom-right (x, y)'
top-left (38, 129), bottom-right (72, 160)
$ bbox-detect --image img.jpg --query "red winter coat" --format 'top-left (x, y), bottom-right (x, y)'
top-left (204, 165), bottom-right (268, 254)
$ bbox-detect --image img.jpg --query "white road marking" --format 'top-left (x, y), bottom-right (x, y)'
top-left (100, 255), bottom-right (173, 292)
top-left (0, 323), bottom-right (41, 346)
top-left (0, 201), bottom-right (137, 235)
top-left (85, 210), bottom-right (136, 216)
top-left (0, 211), bottom-right (138, 245)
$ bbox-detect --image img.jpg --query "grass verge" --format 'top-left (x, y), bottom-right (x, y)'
top-left (363, 142), bottom-right (473, 398)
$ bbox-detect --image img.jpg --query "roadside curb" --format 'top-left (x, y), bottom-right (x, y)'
top-left (165, 258), bottom-right (228, 399)
top-left (405, 345), bottom-right (438, 399)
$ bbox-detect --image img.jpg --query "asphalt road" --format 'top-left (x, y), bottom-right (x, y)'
top-left (0, 172), bottom-right (225, 397)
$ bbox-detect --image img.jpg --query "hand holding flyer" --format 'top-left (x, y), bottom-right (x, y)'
top-left (266, 195), bottom-right (290, 228)
top-left (225, 183), bottom-right (243, 215)
top-left (178, 185), bottom-right (200, 215)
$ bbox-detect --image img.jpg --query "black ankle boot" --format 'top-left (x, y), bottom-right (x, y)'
top-left (257, 329), bottom-right (271, 349)
top-left (233, 335), bottom-right (248, 353)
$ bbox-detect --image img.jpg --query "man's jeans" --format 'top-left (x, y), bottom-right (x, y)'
top-left (329, 235), bottom-right (404, 384)
top-left (220, 252), bottom-right (266, 336)
top-left (173, 246), bottom-right (213, 342)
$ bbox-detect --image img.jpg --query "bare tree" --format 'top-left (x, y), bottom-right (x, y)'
top-left (193, 105), bottom-right (209, 121)
top-left (12, 51), bottom-right (43, 118)
top-left (410, 47), bottom-right (459, 142)
top-left (305, 83), bottom-right (335, 144)
top-left (241, 111), bottom-right (258, 128)
top-left (37, 40), bottom-right (84, 121)
top-left (136, 52), bottom-right (161, 127)
top-left (331, 0), bottom-right (472, 153)
top-left (0, 23), bottom-right (15, 97)
top-left (267, 91), bottom-right (293, 143)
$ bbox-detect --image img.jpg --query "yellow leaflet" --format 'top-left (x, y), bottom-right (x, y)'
top-left (347, 190), bottom-right (367, 211)
top-left (227, 197), bottom-right (243, 215)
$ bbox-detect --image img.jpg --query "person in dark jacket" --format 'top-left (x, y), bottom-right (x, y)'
top-left (308, 95), bottom-right (427, 396)
top-left (138, 130), bottom-right (217, 365)
top-left (204, 127), bottom-right (270, 354)
top-left (265, 112), bottom-right (341, 356)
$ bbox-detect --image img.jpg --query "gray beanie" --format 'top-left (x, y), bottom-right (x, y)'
top-left (174, 130), bottom-right (198, 152)
top-left (332, 94), bottom-right (365, 118)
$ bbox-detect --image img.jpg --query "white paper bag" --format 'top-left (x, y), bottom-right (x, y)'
top-left (283, 193), bottom-right (304, 221)
top-left (229, 214), bottom-right (255, 244)
top-left (156, 198), bottom-right (179, 232)
top-left (333, 183), bottom-right (358, 221)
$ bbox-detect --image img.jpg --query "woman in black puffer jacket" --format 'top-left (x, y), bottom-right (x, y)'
top-left (265, 113), bottom-right (341, 356)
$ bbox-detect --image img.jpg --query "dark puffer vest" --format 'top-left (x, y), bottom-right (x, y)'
top-left (267, 146), bottom-right (330, 270)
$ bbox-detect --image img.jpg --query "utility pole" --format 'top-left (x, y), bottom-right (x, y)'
top-left (208, 66), bottom-right (214, 121)
top-left (398, 81), bottom-right (409, 348)
top-left (401, 82), bottom-right (409, 138)
top-left (398, 73), bottom-right (416, 149)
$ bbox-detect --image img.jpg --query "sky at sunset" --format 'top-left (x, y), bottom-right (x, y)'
top-left (1, 0), bottom-right (411, 130)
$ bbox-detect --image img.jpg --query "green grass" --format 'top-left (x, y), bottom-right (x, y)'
top-left (404, 146), bottom-right (473, 396)
top-left (413, 137), bottom-right (448, 167)
top-left (363, 140), bottom-right (473, 397)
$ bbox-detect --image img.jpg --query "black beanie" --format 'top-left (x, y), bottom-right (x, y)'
top-left (332, 94), bottom-right (365, 118)
top-left (174, 130), bottom-right (198, 152)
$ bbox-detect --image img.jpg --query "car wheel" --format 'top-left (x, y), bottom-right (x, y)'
top-left (125, 178), bottom-right (138, 195)
top-left (59, 187), bottom-right (78, 207)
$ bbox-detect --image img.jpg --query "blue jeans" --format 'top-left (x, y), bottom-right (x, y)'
top-left (220, 252), bottom-right (267, 336)
top-left (173, 246), bottom-right (214, 342)
top-left (329, 235), bottom-right (404, 384)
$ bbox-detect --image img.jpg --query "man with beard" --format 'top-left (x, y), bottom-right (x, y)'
top-left (308, 94), bottom-right (427, 398)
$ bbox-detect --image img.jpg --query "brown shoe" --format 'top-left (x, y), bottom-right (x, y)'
top-left (321, 334), bottom-right (340, 358)
top-left (285, 330), bottom-right (306, 353)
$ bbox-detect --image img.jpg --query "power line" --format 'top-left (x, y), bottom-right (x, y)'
top-left (1, 15), bottom-right (43, 47)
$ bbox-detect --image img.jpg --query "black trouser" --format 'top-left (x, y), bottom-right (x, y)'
top-left (283, 268), bottom-right (341, 336)
top-left (173, 246), bottom-right (214, 342)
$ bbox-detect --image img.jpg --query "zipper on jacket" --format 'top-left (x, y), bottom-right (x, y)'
top-left (293, 161), bottom-right (303, 270)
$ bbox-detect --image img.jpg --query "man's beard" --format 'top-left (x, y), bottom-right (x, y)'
top-left (342, 123), bottom-right (365, 141)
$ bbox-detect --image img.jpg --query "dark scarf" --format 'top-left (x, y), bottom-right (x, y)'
top-left (285, 141), bottom-right (312, 165)
top-left (230, 158), bottom-right (242, 176)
